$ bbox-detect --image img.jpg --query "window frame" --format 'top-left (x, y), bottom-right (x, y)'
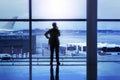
top-left (1, 0), bottom-right (120, 80)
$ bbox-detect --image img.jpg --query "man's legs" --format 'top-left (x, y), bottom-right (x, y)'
top-left (55, 46), bottom-right (60, 80)
top-left (50, 45), bottom-right (54, 80)
top-left (50, 45), bottom-right (54, 65)
top-left (55, 46), bottom-right (60, 65)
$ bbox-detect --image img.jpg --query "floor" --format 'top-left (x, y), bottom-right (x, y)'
top-left (0, 62), bottom-right (120, 80)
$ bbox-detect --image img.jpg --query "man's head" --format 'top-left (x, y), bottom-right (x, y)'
top-left (52, 22), bottom-right (58, 29)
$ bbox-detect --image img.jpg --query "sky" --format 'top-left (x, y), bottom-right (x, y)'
top-left (0, 0), bottom-right (120, 30)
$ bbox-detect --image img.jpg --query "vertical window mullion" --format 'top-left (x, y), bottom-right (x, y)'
top-left (87, 0), bottom-right (97, 80)
top-left (29, 0), bottom-right (32, 80)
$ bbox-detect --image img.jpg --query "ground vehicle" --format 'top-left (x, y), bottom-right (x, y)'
top-left (97, 43), bottom-right (120, 55)
top-left (0, 53), bottom-right (12, 60)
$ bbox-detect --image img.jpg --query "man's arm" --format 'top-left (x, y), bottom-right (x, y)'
top-left (44, 30), bottom-right (50, 39)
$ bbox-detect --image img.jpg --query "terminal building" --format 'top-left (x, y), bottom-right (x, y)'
top-left (0, 35), bottom-right (36, 55)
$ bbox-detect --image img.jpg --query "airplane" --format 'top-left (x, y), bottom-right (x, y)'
top-left (0, 16), bottom-right (18, 33)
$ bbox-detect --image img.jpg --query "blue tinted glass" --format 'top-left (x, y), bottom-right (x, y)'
top-left (0, 0), bottom-right (29, 19)
top-left (98, 0), bottom-right (120, 19)
top-left (97, 22), bottom-right (120, 80)
top-left (0, 22), bottom-right (29, 80)
top-left (32, 21), bottom-right (86, 80)
top-left (32, 0), bottom-right (86, 19)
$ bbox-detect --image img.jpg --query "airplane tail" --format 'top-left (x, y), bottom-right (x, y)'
top-left (1, 16), bottom-right (18, 29)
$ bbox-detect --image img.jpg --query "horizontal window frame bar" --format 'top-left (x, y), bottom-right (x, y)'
top-left (0, 57), bottom-right (86, 59)
top-left (1, 60), bottom-right (120, 66)
top-left (0, 64), bottom-right (86, 66)
top-left (0, 19), bottom-right (86, 21)
top-left (0, 19), bottom-right (120, 22)
top-left (1, 60), bottom-right (120, 62)
top-left (98, 19), bottom-right (120, 22)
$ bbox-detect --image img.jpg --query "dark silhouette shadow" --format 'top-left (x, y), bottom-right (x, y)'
top-left (50, 64), bottom-right (54, 80)
top-left (55, 64), bottom-right (59, 80)
top-left (45, 22), bottom-right (60, 80)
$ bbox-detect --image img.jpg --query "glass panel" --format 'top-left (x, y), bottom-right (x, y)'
top-left (98, 0), bottom-right (120, 19)
top-left (32, 22), bottom-right (86, 80)
top-left (32, 0), bottom-right (86, 19)
top-left (97, 22), bottom-right (120, 80)
top-left (0, 0), bottom-right (29, 19)
top-left (0, 22), bottom-right (29, 80)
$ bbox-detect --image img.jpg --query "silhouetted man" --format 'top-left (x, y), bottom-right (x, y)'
top-left (44, 22), bottom-right (60, 80)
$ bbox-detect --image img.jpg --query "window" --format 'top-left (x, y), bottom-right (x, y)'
top-left (0, 0), bottom-right (29, 19)
top-left (0, 0), bottom-right (88, 80)
top-left (32, 0), bottom-right (86, 19)
top-left (97, 1), bottom-right (120, 80)
top-left (32, 0), bottom-right (87, 80)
